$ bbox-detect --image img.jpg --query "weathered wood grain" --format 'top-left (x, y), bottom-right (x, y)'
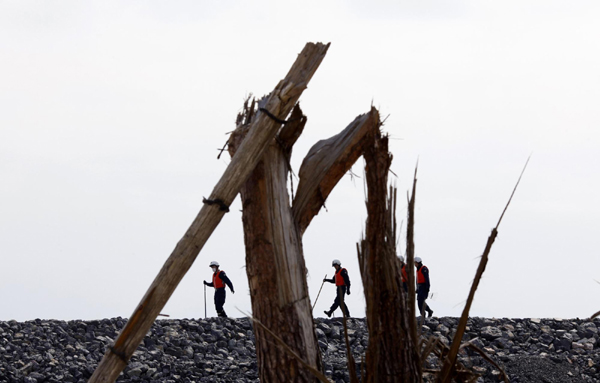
top-left (229, 101), bottom-right (321, 382)
top-left (357, 129), bottom-right (422, 382)
top-left (230, 103), bottom-right (386, 382)
top-left (293, 107), bottom-right (380, 234)
top-left (88, 42), bottom-right (329, 383)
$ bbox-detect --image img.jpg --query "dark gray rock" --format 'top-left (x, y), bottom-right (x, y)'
top-left (316, 328), bottom-right (326, 339)
top-left (318, 322), bottom-right (332, 335)
top-left (331, 325), bottom-right (341, 340)
top-left (481, 326), bottom-right (503, 340)
top-left (554, 337), bottom-right (573, 351)
top-left (2, 317), bottom-right (600, 383)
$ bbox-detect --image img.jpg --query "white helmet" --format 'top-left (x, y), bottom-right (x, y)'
top-left (414, 257), bottom-right (422, 263)
top-left (332, 259), bottom-right (341, 266)
top-left (398, 255), bottom-right (405, 262)
top-left (209, 261), bottom-right (220, 267)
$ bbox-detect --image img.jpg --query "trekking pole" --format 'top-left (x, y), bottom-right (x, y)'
top-left (312, 274), bottom-right (327, 310)
top-left (339, 285), bottom-right (346, 319)
top-left (204, 284), bottom-right (207, 319)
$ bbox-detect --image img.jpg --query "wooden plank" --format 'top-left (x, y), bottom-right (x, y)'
top-left (88, 42), bottom-right (330, 383)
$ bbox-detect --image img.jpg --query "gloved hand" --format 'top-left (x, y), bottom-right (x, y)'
top-left (203, 280), bottom-right (208, 286)
top-left (323, 278), bottom-right (327, 282)
top-left (231, 289), bottom-right (235, 294)
top-left (347, 288), bottom-right (351, 295)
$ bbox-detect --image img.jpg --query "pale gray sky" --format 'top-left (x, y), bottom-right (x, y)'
top-left (1, 0), bottom-right (599, 321)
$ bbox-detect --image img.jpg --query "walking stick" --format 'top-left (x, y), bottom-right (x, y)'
top-left (204, 284), bottom-right (207, 319)
top-left (312, 274), bottom-right (327, 310)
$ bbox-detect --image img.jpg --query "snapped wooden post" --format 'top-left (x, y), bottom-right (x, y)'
top-left (229, 102), bottom-right (382, 382)
top-left (88, 42), bottom-right (329, 383)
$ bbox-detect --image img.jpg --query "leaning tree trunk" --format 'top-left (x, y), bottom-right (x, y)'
top-left (357, 129), bottom-right (422, 383)
top-left (88, 42), bottom-right (330, 383)
top-left (229, 102), bottom-right (381, 382)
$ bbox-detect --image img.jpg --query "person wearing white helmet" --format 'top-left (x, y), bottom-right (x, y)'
top-left (398, 255), bottom-right (408, 291)
top-left (203, 261), bottom-right (235, 318)
top-left (323, 259), bottom-right (351, 318)
top-left (414, 257), bottom-right (434, 318)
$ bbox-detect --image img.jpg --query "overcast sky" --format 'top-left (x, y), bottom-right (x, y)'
top-left (1, 0), bottom-right (599, 322)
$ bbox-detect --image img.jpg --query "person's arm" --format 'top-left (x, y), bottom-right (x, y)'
top-left (342, 269), bottom-right (351, 294)
top-left (204, 279), bottom-right (214, 287)
top-left (220, 272), bottom-right (235, 293)
top-left (422, 266), bottom-right (430, 291)
top-left (324, 276), bottom-right (335, 284)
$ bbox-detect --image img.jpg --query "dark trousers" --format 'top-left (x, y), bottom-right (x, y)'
top-left (214, 288), bottom-right (227, 317)
top-left (417, 289), bottom-right (432, 317)
top-left (329, 285), bottom-right (350, 317)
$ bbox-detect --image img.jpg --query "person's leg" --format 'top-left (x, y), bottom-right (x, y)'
top-left (425, 301), bottom-right (434, 317)
top-left (417, 293), bottom-right (426, 317)
top-left (339, 286), bottom-right (350, 317)
top-left (421, 289), bottom-right (433, 317)
top-left (325, 287), bottom-right (341, 317)
top-left (215, 289), bottom-right (227, 317)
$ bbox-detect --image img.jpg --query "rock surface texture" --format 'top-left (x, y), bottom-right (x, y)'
top-left (0, 316), bottom-right (599, 382)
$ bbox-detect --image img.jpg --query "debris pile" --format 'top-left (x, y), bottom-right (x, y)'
top-left (0, 317), bottom-right (598, 382)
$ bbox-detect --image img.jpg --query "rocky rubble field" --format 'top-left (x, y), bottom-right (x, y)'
top-left (0, 316), bottom-right (599, 382)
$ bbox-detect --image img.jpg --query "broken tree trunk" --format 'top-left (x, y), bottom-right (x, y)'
top-left (229, 101), bottom-right (320, 382)
top-left (229, 103), bottom-right (381, 382)
top-left (88, 42), bottom-right (329, 383)
top-left (293, 107), bottom-right (382, 234)
top-left (406, 169), bottom-right (419, 344)
top-left (357, 129), bottom-right (422, 383)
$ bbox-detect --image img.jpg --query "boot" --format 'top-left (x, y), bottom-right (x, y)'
top-left (427, 308), bottom-right (434, 318)
top-left (218, 310), bottom-right (228, 318)
top-left (324, 310), bottom-right (332, 318)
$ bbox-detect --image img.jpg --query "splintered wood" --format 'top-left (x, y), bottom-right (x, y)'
top-left (89, 42), bottom-right (330, 383)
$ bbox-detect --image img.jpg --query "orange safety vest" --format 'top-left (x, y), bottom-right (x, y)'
top-left (416, 265), bottom-right (426, 284)
top-left (401, 265), bottom-right (408, 283)
top-left (335, 268), bottom-right (347, 286)
top-left (213, 270), bottom-right (225, 289)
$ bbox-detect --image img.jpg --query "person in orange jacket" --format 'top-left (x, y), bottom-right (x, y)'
top-left (415, 257), bottom-right (434, 318)
top-left (399, 255), bottom-right (408, 291)
top-left (203, 261), bottom-right (234, 318)
top-left (323, 259), bottom-right (351, 318)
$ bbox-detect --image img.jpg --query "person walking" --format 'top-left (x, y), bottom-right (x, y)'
top-left (203, 261), bottom-right (235, 318)
top-left (323, 259), bottom-right (351, 318)
top-left (415, 257), bottom-right (434, 318)
top-left (398, 255), bottom-right (408, 291)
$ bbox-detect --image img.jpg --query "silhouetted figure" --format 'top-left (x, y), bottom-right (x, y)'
top-left (415, 257), bottom-right (433, 318)
top-left (204, 261), bottom-right (234, 317)
top-left (323, 259), bottom-right (351, 317)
